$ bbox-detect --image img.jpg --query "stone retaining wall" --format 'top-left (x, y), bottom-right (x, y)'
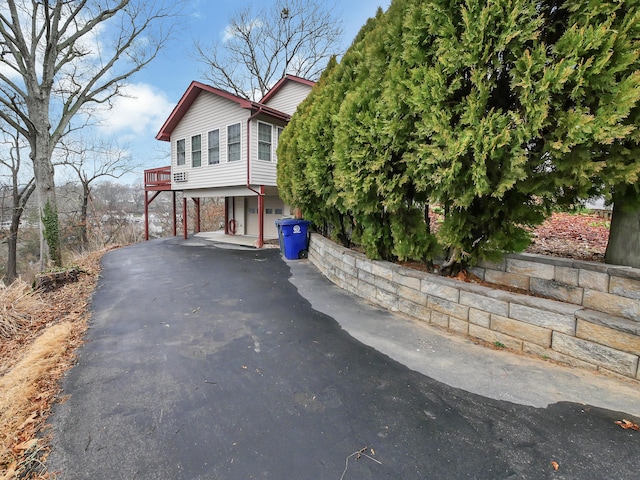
top-left (308, 233), bottom-right (640, 380)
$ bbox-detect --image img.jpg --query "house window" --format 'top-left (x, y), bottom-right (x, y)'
top-left (228, 123), bottom-right (241, 162)
top-left (176, 139), bottom-right (185, 166)
top-left (192, 134), bottom-right (201, 167)
top-left (208, 129), bottom-right (220, 165)
top-left (275, 208), bottom-right (283, 215)
top-left (258, 122), bottom-right (272, 162)
top-left (265, 208), bottom-right (273, 214)
top-left (275, 126), bottom-right (284, 162)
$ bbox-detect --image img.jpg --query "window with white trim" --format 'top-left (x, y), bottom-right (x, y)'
top-left (176, 139), bottom-right (185, 166)
top-left (228, 123), bottom-right (241, 162)
top-left (275, 126), bottom-right (284, 162)
top-left (258, 122), bottom-right (272, 162)
top-left (208, 129), bottom-right (220, 164)
top-left (191, 134), bottom-right (201, 167)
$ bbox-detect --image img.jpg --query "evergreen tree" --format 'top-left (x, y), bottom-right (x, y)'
top-left (396, 0), bottom-right (558, 267)
top-left (332, 0), bottom-right (439, 261)
top-left (277, 57), bottom-right (354, 245)
top-left (278, 0), bottom-right (640, 270)
top-left (538, 1), bottom-right (640, 267)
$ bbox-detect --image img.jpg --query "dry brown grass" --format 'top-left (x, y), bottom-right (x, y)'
top-left (0, 323), bottom-right (74, 478)
top-left (0, 283), bottom-right (43, 341)
top-left (0, 247), bottom-right (111, 480)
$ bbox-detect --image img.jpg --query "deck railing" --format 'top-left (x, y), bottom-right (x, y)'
top-left (144, 166), bottom-right (171, 190)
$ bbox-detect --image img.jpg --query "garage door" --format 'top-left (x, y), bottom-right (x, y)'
top-left (263, 196), bottom-right (285, 238)
top-left (245, 196), bottom-right (285, 238)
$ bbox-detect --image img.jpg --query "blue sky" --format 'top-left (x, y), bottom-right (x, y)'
top-left (100, 0), bottom-right (391, 183)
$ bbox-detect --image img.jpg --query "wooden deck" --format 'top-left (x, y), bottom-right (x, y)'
top-left (144, 166), bottom-right (171, 191)
top-left (143, 166), bottom-right (176, 240)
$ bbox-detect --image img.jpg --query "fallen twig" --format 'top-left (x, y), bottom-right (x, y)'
top-left (339, 447), bottom-right (382, 480)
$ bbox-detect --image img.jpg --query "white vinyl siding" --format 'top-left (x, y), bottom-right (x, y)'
top-left (248, 118), bottom-right (279, 184)
top-left (228, 123), bottom-right (241, 162)
top-left (168, 85), bottom-right (315, 191)
top-left (262, 81), bottom-right (313, 115)
top-left (170, 92), bottom-right (248, 190)
top-left (176, 139), bottom-right (186, 165)
top-left (258, 122), bottom-right (272, 162)
top-left (191, 134), bottom-right (201, 167)
top-left (208, 129), bottom-right (220, 164)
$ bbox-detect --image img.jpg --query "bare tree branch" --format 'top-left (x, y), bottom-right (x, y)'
top-left (56, 135), bottom-right (137, 248)
top-left (195, 0), bottom-right (343, 100)
top-left (0, 0), bottom-right (186, 268)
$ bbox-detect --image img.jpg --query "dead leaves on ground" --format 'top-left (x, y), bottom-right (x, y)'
top-left (615, 419), bottom-right (640, 431)
top-left (546, 419), bottom-right (638, 475)
top-left (526, 212), bottom-right (609, 262)
top-left (0, 248), bottom-right (107, 479)
top-left (0, 282), bottom-right (43, 340)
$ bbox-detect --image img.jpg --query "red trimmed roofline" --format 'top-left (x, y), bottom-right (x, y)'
top-left (260, 75), bottom-right (316, 104)
top-left (156, 81), bottom-right (292, 142)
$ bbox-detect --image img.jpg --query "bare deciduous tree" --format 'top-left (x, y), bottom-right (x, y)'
top-left (0, 123), bottom-right (35, 284)
top-left (195, 0), bottom-right (343, 100)
top-left (57, 138), bottom-right (137, 249)
top-left (0, 0), bottom-right (183, 269)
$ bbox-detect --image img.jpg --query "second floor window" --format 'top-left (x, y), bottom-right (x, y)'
top-left (176, 139), bottom-right (185, 165)
top-left (275, 127), bottom-right (284, 162)
top-left (208, 129), bottom-right (220, 164)
top-left (258, 122), bottom-right (272, 162)
top-left (192, 134), bottom-right (201, 167)
top-left (228, 123), bottom-right (241, 162)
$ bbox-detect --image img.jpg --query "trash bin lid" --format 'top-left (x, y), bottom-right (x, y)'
top-left (277, 218), bottom-right (310, 226)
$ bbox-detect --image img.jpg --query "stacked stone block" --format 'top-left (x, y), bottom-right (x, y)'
top-left (308, 234), bottom-right (640, 380)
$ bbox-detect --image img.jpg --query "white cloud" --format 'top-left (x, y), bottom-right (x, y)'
top-left (222, 18), bottom-right (263, 42)
top-left (221, 24), bottom-right (236, 42)
top-left (98, 83), bottom-right (175, 136)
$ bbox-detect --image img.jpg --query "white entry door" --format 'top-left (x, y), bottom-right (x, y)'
top-left (246, 196), bottom-right (259, 236)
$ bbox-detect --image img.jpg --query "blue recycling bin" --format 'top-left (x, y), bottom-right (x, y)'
top-left (275, 219), bottom-right (311, 260)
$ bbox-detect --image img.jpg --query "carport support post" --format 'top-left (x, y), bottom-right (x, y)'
top-left (144, 191), bottom-right (149, 240)
top-left (193, 198), bottom-right (201, 234)
top-left (257, 186), bottom-right (264, 248)
top-left (172, 191), bottom-right (177, 237)
top-left (224, 197), bottom-right (229, 234)
top-left (144, 190), bottom-right (162, 241)
top-left (182, 196), bottom-right (188, 239)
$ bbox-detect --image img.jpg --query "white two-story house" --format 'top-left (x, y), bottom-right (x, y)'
top-left (146, 75), bottom-right (314, 247)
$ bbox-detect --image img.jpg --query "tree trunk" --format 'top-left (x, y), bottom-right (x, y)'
top-left (5, 226), bottom-right (18, 285)
top-left (4, 180), bottom-right (35, 285)
top-left (605, 185), bottom-right (640, 268)
top-left (80, 181), bottom-right (90, 248)
top-left (32, 124), bottom-right (62, 270)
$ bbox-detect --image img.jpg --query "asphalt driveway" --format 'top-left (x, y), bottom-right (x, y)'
top-left (47, 237), bottom-right (640, 479)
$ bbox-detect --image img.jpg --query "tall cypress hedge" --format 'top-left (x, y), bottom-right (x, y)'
top-left (277, 0), bottom-right (640, 269)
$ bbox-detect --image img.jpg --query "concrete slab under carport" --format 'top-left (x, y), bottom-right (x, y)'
top-left (195, 230), bottom-right (279, 248)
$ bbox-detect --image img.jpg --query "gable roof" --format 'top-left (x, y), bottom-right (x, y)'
top-left (260, 75), bottom-right (316, 105)
top-left (156, 81), bottom-right (294, 142)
